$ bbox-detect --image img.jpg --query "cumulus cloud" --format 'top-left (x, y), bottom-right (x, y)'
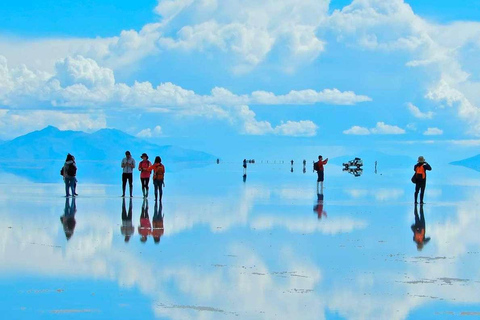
top-left (0, 55), bottom-right (370, 137)
top-left (423, 127), bottom-right (443, 136)
top-left (343, 122), bottom-right (405, 135)
top-left (407, 102), bottom-right (433, 119)
top-left (137, 126), bottom-right (163, 138)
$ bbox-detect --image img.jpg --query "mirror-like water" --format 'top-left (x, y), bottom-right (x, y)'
top-left (1, 162), bottom-right (480, 319)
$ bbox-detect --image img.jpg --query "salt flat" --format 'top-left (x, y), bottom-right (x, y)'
top-left (1, 161), bottom-right (479, 319)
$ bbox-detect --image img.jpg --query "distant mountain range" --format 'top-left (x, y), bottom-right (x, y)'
top-left (450, 154), bottom-right (480, 172)
top-left (0, 126), bottom-right (216, 183)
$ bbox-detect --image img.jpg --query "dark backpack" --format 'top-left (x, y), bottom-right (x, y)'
top-left (67, 164), bottom-right (77, 176)
top-left (313, 162), bottom-right (318, 171)
top-left (60, 167), bottom-right (64, 176)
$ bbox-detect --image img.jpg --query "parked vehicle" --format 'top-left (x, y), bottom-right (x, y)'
top-left (343, 157), bottom-right (363, 169)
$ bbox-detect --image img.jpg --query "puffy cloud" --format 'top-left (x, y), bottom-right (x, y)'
top-left (136, 126), bottom-right (163, 138)
top-left (343, 125), bottom-right (371, 135)
top-left (343, 122), bottom-right (405, 135)
top-left (423, 127), bottom-right (443, 136)
top-left (55, 56), bottom-right (115, 89)
top-left (273, 120), bottom-right (318, 137)
top-left (251, 88), bottom-right (372, 105)
top-left (407, 102), bottom-right (433, 119)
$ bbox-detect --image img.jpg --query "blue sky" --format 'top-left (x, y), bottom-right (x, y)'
top-left (1, 0), bottom-right (480, 158)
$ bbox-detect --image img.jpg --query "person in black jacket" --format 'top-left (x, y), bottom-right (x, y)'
top-left (414, 156), bottom-right (432, 204)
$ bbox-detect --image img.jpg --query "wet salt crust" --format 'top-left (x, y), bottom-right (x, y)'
top-left (1, 162), bottom-right (480, 319)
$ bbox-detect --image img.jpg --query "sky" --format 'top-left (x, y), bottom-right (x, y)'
top-left (1, 0), bottom-right (480, 159)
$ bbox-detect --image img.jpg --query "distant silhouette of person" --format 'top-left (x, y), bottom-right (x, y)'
top-left (290, 167), bottom-right (294, 173)
top-left (121, 151), bottom-right (135, 197)
top-left (313, 192), bottom-right (327, 220)
top-left (60, 197), bottom-right (76, 240)
top-left (217, 158), bottom-right (220, 164)
top-left (62, 153), bottom-right (77, 197)
top-left (138, 199), bottom-right (151, 243)
top-left (314, 155), bottom-right (328, 191)
top-left (148, 156), bottom-right (165, 202)
top-left (121, 198), bottom-right (134, 242)
top-left (375, 161), bottom-right (378, 174)
top-left (152, 201), bottom-right (164, 244)
top-left (243, 159), bottom-right (247, 175)
top-left (411, 204), bottom-right (430, 251)
top-left (291, 160), bottom-right (294, 166)
top-left (414, 156), bottom-right (432, 204)
top-left (138, 153), bottom-right (152, 198)
top-left (303, 159), bottom-right (306, 167)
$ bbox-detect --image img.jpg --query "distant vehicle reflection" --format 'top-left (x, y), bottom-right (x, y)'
top-left (313, 192), bottom-right (327, 220)
top-left (343, 167), bottom-right (363, 177)
top-left (152, 201), bottom-right (164, 244)
top-left (138, 199), bottom-right (151, 243)
top-left (411, 204), bottom-right (430, 251)
top-left (121, 198), bottom-right (134, 242)
top-left (60, 197), bottom-right (76, 240)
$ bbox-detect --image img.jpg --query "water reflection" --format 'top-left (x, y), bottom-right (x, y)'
top-left (152, 201), bottom-right (164, 244)
top-left (343, 167), bottom-right (363, 177)
top-left (411, 204), bottom-right (430, 251)
top-left (121, 198), bottom-right (134, 242)
top-left (60, 197), bottom-right (76, 240)
top-left (313, 193), bottom-right (327, 220)
top-left (139, 199), bottom-right (151, 243)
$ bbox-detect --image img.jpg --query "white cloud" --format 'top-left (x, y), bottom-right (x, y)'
top-left (423, 127), bottom-right (443, 136)
top-left (343, 125), bottom-right (371, 135)
top-left (407, 102), bottom-right (433, 119)
top-left (343, 122), bottom-right (405, 135)
top-left (273, 120), bottom-right (318, 137)
top-left (136, 126), bottom-right (163, 138)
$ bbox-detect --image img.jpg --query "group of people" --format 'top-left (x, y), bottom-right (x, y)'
top-left (121, 198), bottom-right (164, 244)
top-left (61, 151), bottom-right (166, 201)
top-left (121, 151), bottom-right (165, 201)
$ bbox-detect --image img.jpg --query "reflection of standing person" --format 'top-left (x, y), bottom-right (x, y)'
top-left (138, 153), bottom-right (152, 198)
top-left (62, 154), bottom-right (77, 197)
top-left (138, 199), bottom-right (151, 243)
top-left (375, 161), bottom-right (377, 174)
top-left (313, 192), bottom-right (327, 220)
top-left (60, 197), bottom-right (77, 240)
top-left (314, 155), bottom-right (329, 191)
top-left (121, 151), bottom-right (135, 198)
top-left (148, 156), bottom-right (165, 202)
top-left (414, 156), bottom-right (432, 204)
top-left (152, 201), bottom-right (164, 244)
top-left (121, 198), bottom-right (134, 242)
top-left (411, 204), bottom-right (430, 251)
top-left (243, 159), bottom-right (247, 175)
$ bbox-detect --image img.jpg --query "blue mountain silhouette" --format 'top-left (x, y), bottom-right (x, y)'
top-left (0, 126), bottom-right (216, 182)
top-left (451, 154), bottom-right (480, 172)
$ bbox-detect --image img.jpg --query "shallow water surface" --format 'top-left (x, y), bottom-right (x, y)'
top-left (1, 162), bottom-right (480, 319)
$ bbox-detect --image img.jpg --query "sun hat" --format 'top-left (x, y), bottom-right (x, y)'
top-left (418, 156), bottom-right (425, 163)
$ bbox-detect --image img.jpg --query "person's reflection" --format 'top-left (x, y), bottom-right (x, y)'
top-left (243, 174), bottom-right (247, 183)
top-left (60, 197), bottom-right (77, 240)
top-left (121, 198), bottom-right (134, 242)
top-left (313, 192), bottom-right (327, 220)
top-left (138, 199), bottom-right (151, 243)
top-left (411, 204), bottom-right (430, 251)
top-left (152, 201), bottom-right (165, 244)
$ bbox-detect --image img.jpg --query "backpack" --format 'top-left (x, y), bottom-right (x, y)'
top-left (154, 165), bottom-right (164, 180)
top-left (313, 162), bottom-right (318, 171)
top-left (67, 164), bottom-right (77, 176)
top-left (60, 167), bottom-right (64, 176)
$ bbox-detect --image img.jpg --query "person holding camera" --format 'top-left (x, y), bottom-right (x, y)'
top-left (121, 151), bottom-right (135, 197)
top-left (413, 156), bottom-right (432, 204)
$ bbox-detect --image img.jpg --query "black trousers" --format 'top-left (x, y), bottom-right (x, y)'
top-left (414, 180), bottom-right (426, 203)
top-left (122, 173), bottom-right (133, 196)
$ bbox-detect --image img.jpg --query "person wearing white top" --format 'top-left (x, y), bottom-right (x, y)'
top-left (121, 151), bottom-right (136, 197)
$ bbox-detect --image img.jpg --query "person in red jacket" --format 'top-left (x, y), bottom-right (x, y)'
top-left (148, 156), bottom-right (165, 202)
top-left (138, 199), bottom-right (151, 243)
top-left (314, 155), bottom-right (328, 191)
top-left (138, 153), bottom-right (152, 198)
